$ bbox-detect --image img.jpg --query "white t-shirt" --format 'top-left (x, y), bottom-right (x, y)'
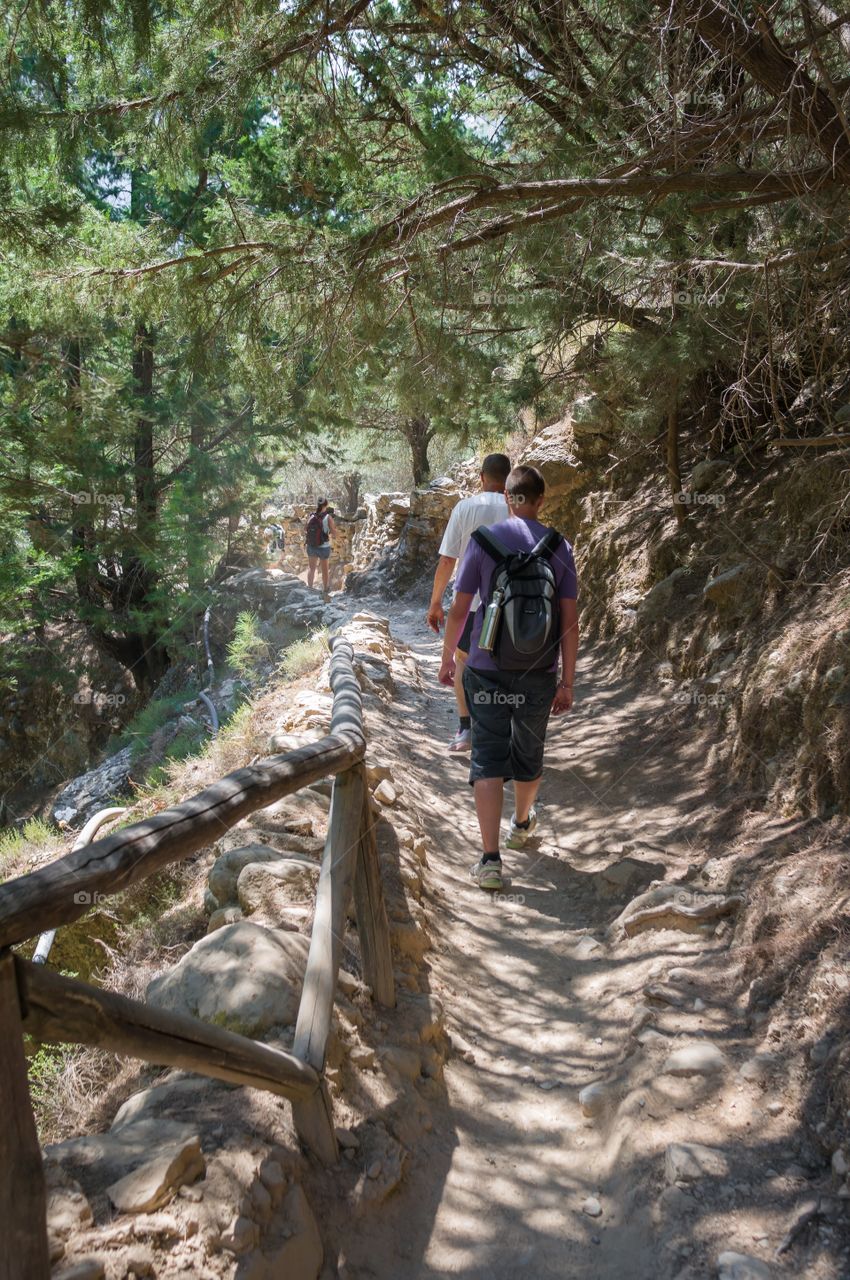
top-left (439, 491), bottom-right (509, 609)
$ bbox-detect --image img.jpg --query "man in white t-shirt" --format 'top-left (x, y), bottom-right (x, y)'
top-left (426, 453), bottom-right (511, 752)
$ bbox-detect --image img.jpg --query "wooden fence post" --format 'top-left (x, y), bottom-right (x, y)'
top-left (291, 766), bottom-right (364, 1163)
top-left (0, 949), bottom-right (50, 1280)
top-left (354, 784), bottom-right (396, 1009)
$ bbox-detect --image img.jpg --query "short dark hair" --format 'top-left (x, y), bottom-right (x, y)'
top-left (480, 452), bottom-right (511, 482)
top-left (505, 464), bottom-right (545, 504)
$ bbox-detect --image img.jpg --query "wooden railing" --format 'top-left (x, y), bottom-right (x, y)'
top-left (0, 637), bottom-right (395, 1280)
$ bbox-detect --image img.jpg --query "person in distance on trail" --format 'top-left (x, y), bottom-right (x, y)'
top-left (265, 519), bottom-right (285, 562)
top-left (426, 453), bottom-right (511, 754)
top-left (306, 499), bottom-right (336, 596)
top-left (437, 464), bottom-right (579, 892)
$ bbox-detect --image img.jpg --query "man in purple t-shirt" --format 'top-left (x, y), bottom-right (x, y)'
top-left (438, 464), bottom-right (579, 891)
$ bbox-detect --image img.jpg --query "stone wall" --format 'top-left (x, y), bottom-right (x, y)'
top-left (270, 506), bottom-right (364, 589)
top-left (347, 478), bottom-right (467, 595)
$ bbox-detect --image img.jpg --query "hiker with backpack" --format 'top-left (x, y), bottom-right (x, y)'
top-left (305, 499), bottom-right (336, 595)
top-left (437, 464), bottom-right (579, 891)
top-left (427, 453), bottom-right (511, 753)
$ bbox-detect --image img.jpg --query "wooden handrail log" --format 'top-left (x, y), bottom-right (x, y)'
top-left (0, 639), bottom-right (365, 949)
top-left (0, 732), bottom-right (364, 949)
top-left (328, 638), bottom-right (364, 740)
top-left (15, 956), bottom-right (320, 1101)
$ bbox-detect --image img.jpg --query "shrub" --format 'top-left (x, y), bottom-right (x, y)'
top-left (0, 818), bottom-right (64, 882)
top-left (278, 629), bottom-right (328, 680)
top-left (226, 611), bottom-right (270, 678)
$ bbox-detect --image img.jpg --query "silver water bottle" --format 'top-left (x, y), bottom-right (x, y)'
top-left (478, 588), bottom-right (504, 652)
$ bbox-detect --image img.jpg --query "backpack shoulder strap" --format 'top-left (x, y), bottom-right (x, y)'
top-left (531, 528), bottom-right (564, 560)
top-left (470, 527), bottom-right (512, 562)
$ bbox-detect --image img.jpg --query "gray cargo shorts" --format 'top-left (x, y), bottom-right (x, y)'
top-left (462, 666), bottom-right (557, 785)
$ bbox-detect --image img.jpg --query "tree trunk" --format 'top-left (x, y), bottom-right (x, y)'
top-left (106, 320), bottom-right (168, 692)
top-left (132, 322), bottom-right (156, 542)
top-left (187, 377), bottom-right (210, 595)
top-left (342, 471), bottom-right (362, 515)
top-left (402, 416), bottom-right (434, 487)
top-left (66, 339), bottom-right (96, 609)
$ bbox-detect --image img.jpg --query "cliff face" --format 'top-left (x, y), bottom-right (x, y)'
top-left (519, 400), bottom-right (850, 818)
top-left (0, 623), bottom-right (139, 815)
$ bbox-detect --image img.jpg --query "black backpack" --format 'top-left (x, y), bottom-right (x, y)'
top-left (471, 526), bottom-right (563, 671)
top-left (305, 512), bottom-right (323, 549)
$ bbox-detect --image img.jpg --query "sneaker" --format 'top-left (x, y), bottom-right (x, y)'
top-left (448, 728), bottom-right (472, 754)
top-left (505, 807), bottom-right (538, 849)
top-left (471, 856), bottom-right (503, 891)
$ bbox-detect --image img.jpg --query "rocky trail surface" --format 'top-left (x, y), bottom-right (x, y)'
top-left (334, 601), bottom-right (847, 1280)
top-left (40, 581), bottom-right (848, 1280)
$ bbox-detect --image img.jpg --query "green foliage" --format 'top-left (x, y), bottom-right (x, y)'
top-left (26, 1042), bottom-right (70, 1113)
top-left (1, 0), bottom-right (847, 629)
top-left (226, 611), bottom-right (269, 678)
top-left (115, 691), bottom-right (192, 759)
top-left (278, 629), bottom-right (327, 681)
top-left (0, 817), bottom-right (63, 880)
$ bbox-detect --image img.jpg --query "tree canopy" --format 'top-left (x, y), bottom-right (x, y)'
top-left (2, 0), bottom-right (849, 683)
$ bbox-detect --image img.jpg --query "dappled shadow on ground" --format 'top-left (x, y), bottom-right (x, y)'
top-left (350, 616), bottom-right (848, 1278)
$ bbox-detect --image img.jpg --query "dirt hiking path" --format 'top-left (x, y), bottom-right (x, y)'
top-left (335, 606), bottom-right (842, 1280)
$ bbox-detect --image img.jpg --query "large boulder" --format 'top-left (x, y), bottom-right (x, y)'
top-left (703, 563), bottom-right (760, 613)
top-left (52, 746), bottom-right (134, 826)
top-left (637, 568), bottom-right (702, 628)
top-left (237, 858), bottom-right (320, 927)
top-left (146, 922), bottom-right (310, 1035)
top-left (208, 843), bottom-right (317, 909)
top-left (106, 1136), bottom-right (204, 1212)
top-left (518, 411), bottom-right (590, 532)
top-left (46, 1117), bottom-right (201, 1191)
top-left (520, 415), bottom-right (582, 497)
